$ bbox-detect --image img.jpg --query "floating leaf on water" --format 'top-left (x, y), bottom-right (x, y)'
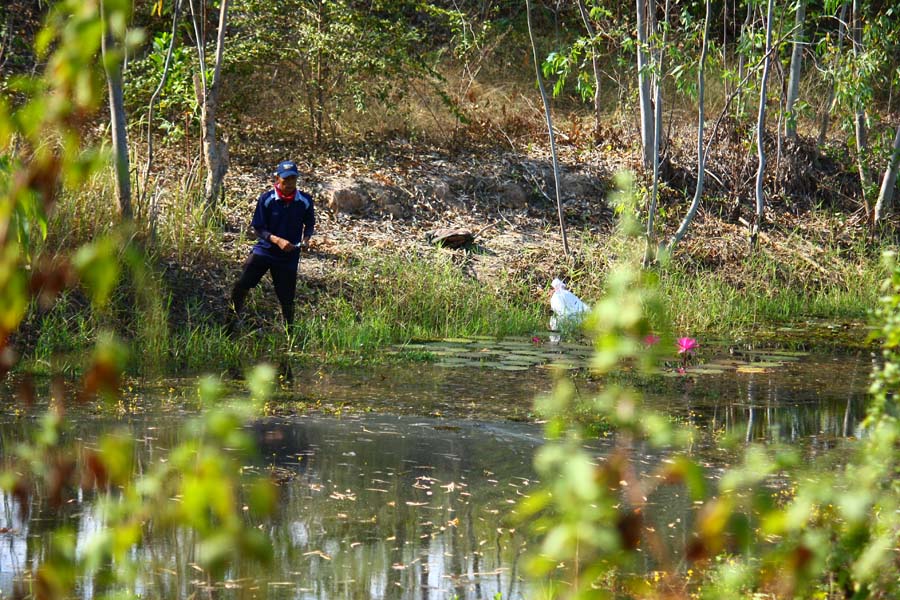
top-left (440, 338), bottom-right (476, 344)
top-left (544, 362), bottom-right (582, 371)
top-left (427, 350), bottom-right (462, 357)
top-left (423, 344), bottom-right (469, 352)
top-left (456, 351), bottom-right (502, 360)
top-left (476, 361), bottom-right (507, 369)
top-left (503, 354), bottom-right (543, 362)
top-left (435, 359), bottom-right (475, 368)
top-left (495, 365), bottom-right (530, 371)
top-left (738, 361), bottom-right (783, 368)
top-left (753, 349), bottom-right (809, 357)
top-left (686, 366), bottom-right (729, 374)
top-left (736, 366), bottom-right (772, 374)
top-left (753, 354), bottom-right (800, 362)
top-left (703, 360), bottom-right (741, 369)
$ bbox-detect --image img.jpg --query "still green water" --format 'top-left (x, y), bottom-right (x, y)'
top-left (0, 344), bottom-right (872, 598)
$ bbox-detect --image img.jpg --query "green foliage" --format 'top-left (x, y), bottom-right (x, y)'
top-left (227, 0), bottom-right (461, 141)
top-left (518, 179), bottom-right (900, 598)
top-left (539, 1), bottom-right (630, 105)
top-left (125, 30), bottom-right (198, 139)
top-left (0, 2), bottom-right (274, 595)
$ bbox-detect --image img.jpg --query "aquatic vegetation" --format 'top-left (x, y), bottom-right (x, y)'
top-left (676, 337), bottom-right (699, 354)
top-left (676, 336), bottom-right (699, 371)
top-left (517, 182), bottom-right (900, 598)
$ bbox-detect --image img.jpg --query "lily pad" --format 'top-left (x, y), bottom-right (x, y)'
top-left (436, 359), bottom-right (476, 368)
top-left (686, 366), bottom-right (730, 374)
top-left (544, 362), bottom-right (584, 371)
top-left (752, 354), bottom-right (801, 362)
top-left (456, 351), bottom-right (502, 360)
top-left (510, 350), bottom-right (547, 358)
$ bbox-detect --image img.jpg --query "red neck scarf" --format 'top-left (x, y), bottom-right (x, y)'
top-left (275, 183), bottom-right (295, 202)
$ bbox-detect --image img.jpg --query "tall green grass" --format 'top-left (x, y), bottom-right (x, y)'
top-left (291, 250), bottom-right (544, 353)
top-left (659, 260), bottom-right (882, 334)
top-left (539, 228), bottom-right (883, 338)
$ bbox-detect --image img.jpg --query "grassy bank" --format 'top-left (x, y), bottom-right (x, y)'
top-left (21, 247), bottom-right (546, 375)
top-left (18, 168), bottom-right (886, 377)
top-left (659, 257), bottom-right (883, 334)
top-left (21, 230), bottom-right (882, 377)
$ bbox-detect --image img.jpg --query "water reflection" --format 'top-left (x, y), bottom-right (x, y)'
top-left (641, 351), bottom-right (871, 446)
top-left (0, 349), bottom-right (873, 597)
top-left (252, 416), bottom-right (536, 599)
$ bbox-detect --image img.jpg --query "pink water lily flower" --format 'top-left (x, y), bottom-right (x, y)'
top-left (643, 334), bottom-right (660, 347)
top-left (676, 337), bottom-right (699, 354)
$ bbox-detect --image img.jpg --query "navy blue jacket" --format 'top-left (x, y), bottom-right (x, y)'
top-left (250, 188), bottom-right (315, 265)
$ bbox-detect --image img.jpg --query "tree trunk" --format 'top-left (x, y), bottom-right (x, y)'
top-left (525, 0), bottom-right (569, 257)
top-left (722, 0), bottom-right (728, 99)
top-left (314, 0), bottom-right (326, 145)
top-left (101, 10), bottom-right (132, 220)
top-left (752, 0), bottom-right (775, 247)
top-left (817, 3), bottom-right (847, 146)
top-left (784, 0), bottom-right (805, 141)
top-left (199, 0), bottom-right (230, 213)
top-left (736, 0), bottom-right (752, 117)
top-left (636, 0), bottom-right (654, 170)
top-left (851, 0), bottom-right (871, 220)
top-left (874, 125), bottom-right (900, 226)
top-left (645, 0), bottom-right (669, 264)
top-left (141, 0), bottom-right (182, 210)
top-left (576, 0), bottom-right (603, 139)
top-left (666, 0), bottom-right (711, 252)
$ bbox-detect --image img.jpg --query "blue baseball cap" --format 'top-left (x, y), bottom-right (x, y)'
top-left (275, 160), bottom-right (300, 178)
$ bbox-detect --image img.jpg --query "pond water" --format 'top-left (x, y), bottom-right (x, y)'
top-left (0, 341), bottom-right (874, 598)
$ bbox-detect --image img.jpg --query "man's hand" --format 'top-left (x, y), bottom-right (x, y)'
top-left (270, 234), bottom-right (297, 253)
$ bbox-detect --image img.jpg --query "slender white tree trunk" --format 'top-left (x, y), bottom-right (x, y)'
top-left (645, 0), bottom-right (669, 264)
top-left (101, 6), bottom-right (132, 219)
top-left (525, 0), bottom-right (569, 257)
top-left (850, 0), bottom-right (872, 222)
top-left (818, 3), bottom-right (847, 146)
top-left (201, 0), bottom-right (230, 213)
top-left (636, 0), bottom-right (654, 170)
top-left (752, 0), bottom-right (775, 246)
top-left (141, 0), bottom-right (182, 208)
top-left (851, 0), bottom-right (871, 219)
top-left (576, 0), bottom-right (603, 138)
top-left (874, 125), bottom-right (900, 226)
top-left (736, 1), bottom-right (752, 116)
top-left (666, 0), bottom-right (710, 252)
top-left (785, 0), bottom-right (806, 141)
